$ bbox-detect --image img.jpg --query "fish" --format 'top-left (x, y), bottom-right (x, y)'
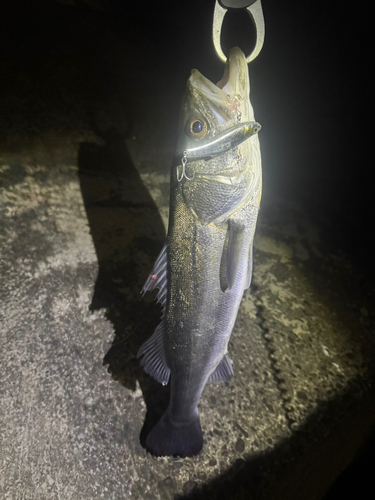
top-left (138, 46), bottom-right (262, 457)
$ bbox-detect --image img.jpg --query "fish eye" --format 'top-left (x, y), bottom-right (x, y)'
top-left (186, 117), bottom-right (208, 140)
top-left (192, 121), bottom-right (203, 134)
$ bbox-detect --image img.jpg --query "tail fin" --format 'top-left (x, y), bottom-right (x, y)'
top-left (145, 411), bottom-right (203, 458)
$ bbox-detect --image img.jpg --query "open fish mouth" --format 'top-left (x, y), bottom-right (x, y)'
top-left (188, 47), bottom-right (250, 122)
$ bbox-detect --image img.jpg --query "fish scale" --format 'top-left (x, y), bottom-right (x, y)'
top-left (138, 47), bottom-right (262, 457)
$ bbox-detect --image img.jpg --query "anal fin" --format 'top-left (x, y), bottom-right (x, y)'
top-left (207, 354), bottom-right (234, 383)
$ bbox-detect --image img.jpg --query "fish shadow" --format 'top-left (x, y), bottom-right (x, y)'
top-left (77, 113), bottom-right (169, 446)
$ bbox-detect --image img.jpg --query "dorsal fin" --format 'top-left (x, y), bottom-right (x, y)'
top-left (137, 323), bottom-right (170, 386)
top-left (138, 243), bottom-right (170, 385)
top-left (207, 353), bottom-right (234, 383)
top-left (142, 243), bottom-right (168, 311)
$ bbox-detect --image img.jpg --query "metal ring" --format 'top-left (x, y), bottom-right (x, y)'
top-left (213, 0), bottom-right (265, 64)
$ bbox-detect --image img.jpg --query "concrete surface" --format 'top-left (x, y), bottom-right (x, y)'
top-left (1, 1), bottom-right (374, 499)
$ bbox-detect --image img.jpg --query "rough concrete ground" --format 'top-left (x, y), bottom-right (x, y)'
top-left (1, 1), bottom-right (374, 499)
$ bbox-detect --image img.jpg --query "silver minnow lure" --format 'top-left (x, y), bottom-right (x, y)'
top-left (138, 47), bottom-right (262, 457)
top-left (184, 121), bottom-right (261, 161)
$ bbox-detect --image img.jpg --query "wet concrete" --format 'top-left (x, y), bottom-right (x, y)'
top-left (1, 1), bottom-right (374, 499)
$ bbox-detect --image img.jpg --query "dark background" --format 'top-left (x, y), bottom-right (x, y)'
top-left (2, 0), bottom-right (373, 271)
top-left (1, 0), bottom-right (373, 498)
top-left (117, 0), bottom-right (374, 274)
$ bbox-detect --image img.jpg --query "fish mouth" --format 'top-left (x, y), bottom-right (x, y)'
top-left (216, 46), bottom-right (249, 96)
top-left (188, 47), bottom-right (249, 119)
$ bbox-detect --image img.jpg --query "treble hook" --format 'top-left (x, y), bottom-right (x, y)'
top-left (177, 150), bottom-right (195, 182)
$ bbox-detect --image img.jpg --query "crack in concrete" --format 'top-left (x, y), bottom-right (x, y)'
top-left (254, 293), bottom-right (298, 432)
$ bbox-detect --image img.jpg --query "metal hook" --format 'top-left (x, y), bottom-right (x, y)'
top-left (177, 151), bottom-right (195, 182)
top-left (213, 0), bottom-right (265, 64)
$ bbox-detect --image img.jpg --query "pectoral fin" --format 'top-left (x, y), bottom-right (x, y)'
top-left (227, 220), bottom-right (245, 290)
top-left (245, 242), bottom-right (253, 290)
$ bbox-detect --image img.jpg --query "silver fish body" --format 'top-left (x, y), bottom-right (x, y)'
top-left (138, 47), bottom-right (262, 457)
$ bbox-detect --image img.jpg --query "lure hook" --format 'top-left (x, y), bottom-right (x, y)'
top-left (177, 150), bottom-right (195, 182)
